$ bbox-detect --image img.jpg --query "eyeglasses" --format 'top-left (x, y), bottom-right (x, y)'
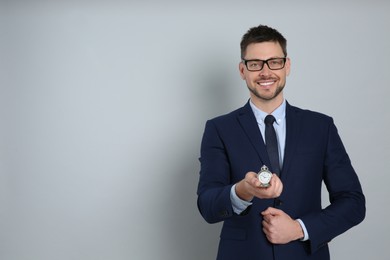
top-left (242, 57), bottom-right (286, 71)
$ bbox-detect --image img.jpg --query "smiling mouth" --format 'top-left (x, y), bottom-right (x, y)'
top-left (257, 81), bottom-right (275, 87)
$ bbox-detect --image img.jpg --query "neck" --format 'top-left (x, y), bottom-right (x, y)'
top-left (250, 94), bottom-right (284, 114)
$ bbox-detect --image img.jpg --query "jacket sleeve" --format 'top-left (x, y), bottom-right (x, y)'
top-left (197, 120), bottom-right (235, 223)
top-left (301, 119), bottom-right (366, 253)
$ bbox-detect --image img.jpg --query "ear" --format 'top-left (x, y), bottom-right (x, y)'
top-left (239, 62), bottom-right (246, 79)
top-left (285, 57), bottom-right (291, 76)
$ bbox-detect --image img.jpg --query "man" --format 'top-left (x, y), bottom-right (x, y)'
top-left (197, 25), bottom-right (365, 260)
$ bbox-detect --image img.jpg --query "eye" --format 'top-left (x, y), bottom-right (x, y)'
top-left (247, 61), bottom-right (262, 68)
top-left (267, 58), bottom-right (285, 69)
top-left (270, 60), bottom-right (282, 65)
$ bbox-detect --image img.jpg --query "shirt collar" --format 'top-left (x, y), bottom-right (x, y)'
top-left (249, 99), bottom-right (286, 126)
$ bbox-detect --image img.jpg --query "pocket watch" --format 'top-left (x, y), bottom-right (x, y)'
top-left (257, 165), bottom-right (272, 187)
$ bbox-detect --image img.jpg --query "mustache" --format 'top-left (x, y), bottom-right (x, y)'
top-left (257, 76), bottom-right (278, 81)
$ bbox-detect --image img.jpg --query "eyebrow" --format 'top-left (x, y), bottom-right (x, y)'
top-left (243, 57), bottom-right (285, 60)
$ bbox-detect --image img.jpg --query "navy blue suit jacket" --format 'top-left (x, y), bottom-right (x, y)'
top-left (197, 101), bottom-right (365, 260)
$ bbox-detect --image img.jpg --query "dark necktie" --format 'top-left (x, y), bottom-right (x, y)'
top-left (264, 115), bottom-right (280, 175)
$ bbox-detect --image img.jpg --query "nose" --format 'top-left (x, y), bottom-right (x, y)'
top-left (259, 63), bottom-right (272, 76)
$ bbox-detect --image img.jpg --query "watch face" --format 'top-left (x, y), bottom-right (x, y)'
top-left (259, 172), bottom-right (271, 183)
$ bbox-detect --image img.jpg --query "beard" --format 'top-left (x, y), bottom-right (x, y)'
top-left (247, 83), bottom-right (285, 101)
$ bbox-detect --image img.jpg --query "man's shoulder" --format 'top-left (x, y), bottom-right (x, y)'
top-left (287, 103), bottom-right (332, 122)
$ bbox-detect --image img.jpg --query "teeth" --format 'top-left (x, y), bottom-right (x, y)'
top-left (258, 81), bottom-right (274, 86)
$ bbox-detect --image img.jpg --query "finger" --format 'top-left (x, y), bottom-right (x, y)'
top-left (262, 207), bottom-right (281, 216)
top-left (270, 174), bottom-right (280, 185)
top-left (251, 177), bottom-right (261, 187)
top-left (262, 224), bottom-right (270, 235)
top-left (262, 219), bottom-right (271, 232)
top-left (245, 171), bottom-right (257, 179)
top-left (262, 214), bottom-right (273, 223)
top-left (245, 172), bottom-right (257, 182)
top-left (247, 173), bottom-right (261, 187)
top-left (262, 225), bottom-right (269, 237)
top-left (261, 207), bottom-right (273, 215)
top-left (270, 175), bottom-right (283, 195)
top-left (272, 182), bottom-right (282, 197)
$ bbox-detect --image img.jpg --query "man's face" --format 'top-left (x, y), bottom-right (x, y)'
top-left (239, 42), bottom-right (290, 103)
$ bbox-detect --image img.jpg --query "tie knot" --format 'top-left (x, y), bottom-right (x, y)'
top-left (264, 115), bottom-right (276, 125)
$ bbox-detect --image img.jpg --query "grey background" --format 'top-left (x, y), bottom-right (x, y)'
top-left (1, 1), bottom-right (389, 259)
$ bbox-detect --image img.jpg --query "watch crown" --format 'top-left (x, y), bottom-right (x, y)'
top-left (260, 165), bottom-right (269, 172)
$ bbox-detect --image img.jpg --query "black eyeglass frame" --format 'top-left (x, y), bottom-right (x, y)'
top-left (242, 57), bottom-right (287, 71)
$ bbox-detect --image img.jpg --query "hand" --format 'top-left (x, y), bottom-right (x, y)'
top-left (261, 207), bottom-right (304, 244)
top-left (235, 172), bottom-right (283, 201)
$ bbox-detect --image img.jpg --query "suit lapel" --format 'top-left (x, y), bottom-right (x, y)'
top-left (282, 102), bottom-right (302, 178)
top-left (237, 102), bottom-right (270, 166)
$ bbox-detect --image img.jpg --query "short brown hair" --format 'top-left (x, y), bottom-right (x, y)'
top-left (240, 25), bottom-right (287, 59)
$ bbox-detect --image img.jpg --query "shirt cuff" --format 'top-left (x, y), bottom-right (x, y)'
top-left (296, 218), bottom-right (309, 241)
top-left (230, 184), bottom-right (252, 214)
